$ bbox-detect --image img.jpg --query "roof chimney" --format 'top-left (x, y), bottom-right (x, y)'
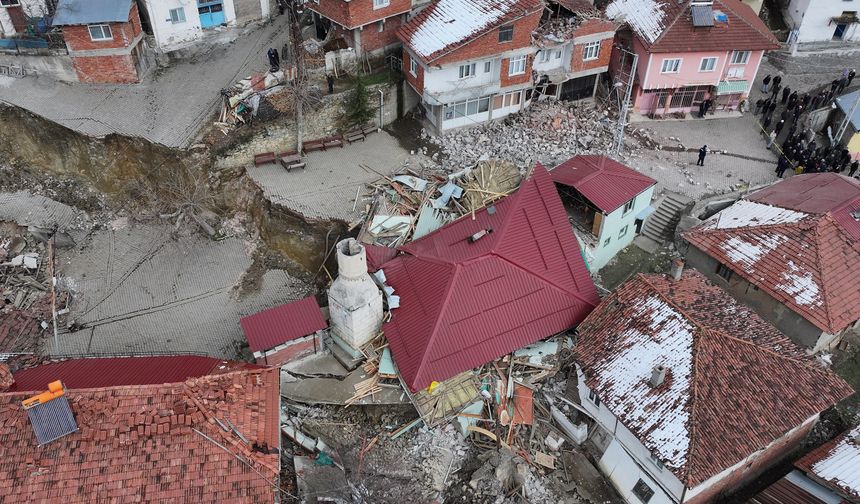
top-left (670, 259), bottom-right (684, 281)
top-left (650, 365), bottom-right (667, 387)
top-left (0, 363), bottom-right (13, 392)
top-left (23, 381), bottom-right (78, 445)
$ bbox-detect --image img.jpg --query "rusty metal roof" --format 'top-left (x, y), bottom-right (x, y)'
top-left (240, 296), bottom-right (327, 353)
top-left (378, 164), bottom-right (599, 392)
top-left (550, 155), bottom-right (656, 213)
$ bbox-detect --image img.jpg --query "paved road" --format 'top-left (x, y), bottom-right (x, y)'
top-left (0, 19), bottom-right (290, 148)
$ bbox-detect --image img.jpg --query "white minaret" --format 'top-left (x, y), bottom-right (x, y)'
top-left (328, 238), bottom-right (383, 352)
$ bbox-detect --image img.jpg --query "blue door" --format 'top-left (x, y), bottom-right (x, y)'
top-left (198, 0), bottom-right (225, 28)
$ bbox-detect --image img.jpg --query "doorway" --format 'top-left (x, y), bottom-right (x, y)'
top-left (834, 23), bottom-right (847, 40)
top-left (198, 0), bottom-right (225, 28)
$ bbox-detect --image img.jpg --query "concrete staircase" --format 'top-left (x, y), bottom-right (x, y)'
top-left (641, 192), bottom-right (694, 244)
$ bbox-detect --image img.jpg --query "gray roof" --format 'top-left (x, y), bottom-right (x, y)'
top-left (52, 0), bottom-right (134, 26)
top-left (835, 89), bottom-right (860, 132)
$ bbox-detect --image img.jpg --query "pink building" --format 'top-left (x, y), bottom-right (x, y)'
top-left (607, 0), bottom-right (779, 117)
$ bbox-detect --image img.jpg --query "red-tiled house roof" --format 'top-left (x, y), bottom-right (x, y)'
top-left (795, 425), bottom-right (860, 501)
top-left (684, 174), bottom-right (860, 334)
top-left (378, 164), bottom-right (600, 392)
top-left (574, 270), bottom-right (853, 488)
top-left (0, 367), bottom-right (281, 502)
top-left (240, 296), bottom-right (327, 353)
top-left (550, 155), bottom-right (656, 213)
top-left (396, 0), bottom-right (544, 63)
top-left (606, 0), bottom-right (779, 53)
top-left (9, 355), bottom-right (259, 392)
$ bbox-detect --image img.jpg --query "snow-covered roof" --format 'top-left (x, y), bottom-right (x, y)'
top-left (397, 0), bottom-right (543, 62)
top-left (701, 200), bottom-right (809, 230)
top-left (605, 0), bottom-right (667, 44)
top-left (797, 425), bottom-right (860, 501)
top-left (575, 271), bottom-right (853, 487)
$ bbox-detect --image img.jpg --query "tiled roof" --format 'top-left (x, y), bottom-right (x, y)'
top-left (0, 368), bottom-right (280, 502)
top-left (606, 0), bottom-right (779, 52)
top-left (9, 356), bottom-right (259, 392)
top-left (240, 296), bottom-right (327, 353)
top-left (795, 425), bottom-right (860, 501)
top-left (685, 174), bottom-right (860, 334)
top-left (574, 270), bottom-right (853, 487)
top-left (379, 164), bottom-right (599, 392)
top-left (396, 0), bottom-right (544, 63)
top-left (748, 475), bottom-right (831, 504)
top-left (550, 155), bottom-right (656, 213)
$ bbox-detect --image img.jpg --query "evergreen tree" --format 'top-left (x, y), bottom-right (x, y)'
top-left (343, 77), bottom-right (375, 126)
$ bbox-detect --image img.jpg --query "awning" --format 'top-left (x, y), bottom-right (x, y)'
top-left (715, 80), bottom-right (749, 95)
top-left (832, 13), bottom-right (860, 24)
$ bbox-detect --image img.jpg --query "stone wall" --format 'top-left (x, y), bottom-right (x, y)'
top-left (0, 53), bottom-right (78, 82)
top-left (216, 80), bottom-right (405, 169)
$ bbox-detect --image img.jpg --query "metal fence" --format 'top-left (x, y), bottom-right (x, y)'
top-left (0, 33), bottom-right (67, 55)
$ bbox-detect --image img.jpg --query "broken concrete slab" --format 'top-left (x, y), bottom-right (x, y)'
top-left (561, 449), bottom-right (625, 504)
top-left (293, 456), bottom-right (351, 504)
top-left (0, 191), bottom-right (92, 245)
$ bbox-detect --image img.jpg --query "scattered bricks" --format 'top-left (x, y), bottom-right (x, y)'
top-left (185, 416), bottom-right (192, 426)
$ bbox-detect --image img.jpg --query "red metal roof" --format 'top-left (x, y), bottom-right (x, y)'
top-left (240, 296), bottom-right (327, 353)
top-left (379, 164), bottom-right (600, 392)
top-left (9, 355), bottom-right (257, 392)
top-left (685, 174), bottom-right (860, 334)
top-left (0, 367), bottom-right (280, 502)
top-left (365, 244), bottom-right (399, 271)
top-left (550, 155), bottom-right (656, 213)
top-left (748, 476), bottom-right (830, 504)
top-left (575, 270), bottom-right (853, 487)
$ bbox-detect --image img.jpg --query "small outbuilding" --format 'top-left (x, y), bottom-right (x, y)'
top-left (240, 296), bottom-right (328, 367)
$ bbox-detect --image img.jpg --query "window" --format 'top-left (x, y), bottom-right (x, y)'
top-left (603, 237), bottom-right (611, 247)
top-left (88, 24), bottom-right (113, 41)
top-left (623, 197), bottom-right (635, 214)
top-left (632, 479), bottom-right (655, 503)
top-left (554, 50), bottom-right (562, 59)
top-left (588, 390), bottom-right (601, 407)
top-left (458, 63), bottom-right (476, 79)
top-left (730, 50), bottom-right (750, 65)
top-left (539, 50), bottom-right (552, 63)
top-left (484, 61), bottom-right (492, 73)
top-left (493, 90), bottom-right (522, 110)
top-left (716, 263), bottom-right (733, 281)
top-left (169, 7), bottom-right (186, 23)
top-left (410, 57), bottom-right (417, 77)
top-left (499, 25), bottom-right (513, 42)
top-left (699, 57), bottom-right (717, 72)
top-left (583, 41), bottom-right (601, 61)
top-left (660, 58), bottom-right (681, 73)
top-left (619, 225), bottom-right (629, 238)
top-left (373, 0), bottom-right (389, 9)
top-left (649, 454), bottom-right (664, 472)
top-left (443, 97), bottom-right (490, 120)
top-left (378, 20), bottom-right (385, 32)
top-left (508, 55), bottom-right (526, 75)
top-left (727, 66), bottom-right (744, 78)
top-left (0, 0), bottom-right (21, 6)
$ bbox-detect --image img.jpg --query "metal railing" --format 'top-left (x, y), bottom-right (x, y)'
top-left (0, 32), bottom-right (67, 55)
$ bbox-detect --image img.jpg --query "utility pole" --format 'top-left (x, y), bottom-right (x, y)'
top-left (287, 0), bottom-right (306, 154)
top-left (612, 45), bottom-right (638, 156)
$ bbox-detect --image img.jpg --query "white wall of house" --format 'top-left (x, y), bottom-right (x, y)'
top-left (786, 0), bottom-right (860, 42)
top-left (584, 186), bottom-right (655, 271)
top-left (533, 44), bottom-right (570, 73)
top-left (423, 57), bottom-right (502, 101)
top-left (0, 8), bottom-right (12, 36)
top-left (143, 0), bottom-right (238, 51)
top-left (600, 439), bottom-right (678, 504)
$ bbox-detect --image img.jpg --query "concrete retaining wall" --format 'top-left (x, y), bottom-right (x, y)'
top-left (0, 53), bottom-right (78, 82)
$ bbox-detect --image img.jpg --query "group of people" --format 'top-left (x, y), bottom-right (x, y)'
top-left (754, 69), bottom-right (860, 178)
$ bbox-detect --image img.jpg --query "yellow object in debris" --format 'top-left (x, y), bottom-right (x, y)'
top-left (427, 381), bottom-right (440, 394)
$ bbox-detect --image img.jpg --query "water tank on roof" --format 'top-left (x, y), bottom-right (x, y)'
top-left (713, 10), bottom-right (728, 23)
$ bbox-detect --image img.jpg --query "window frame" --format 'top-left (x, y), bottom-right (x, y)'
top-left (716, 263), bottom-right (734, 281)
top-left (554, 49), bottom-right (563, 59)
top-left (508, 55), bottom-right (527, 76)
top-left (484, 61), bottom-right (492, 73)
top-left (169, 7), bottom-right (186, 24)
top-left (458, 63), bottom-right (477, 79)
top-left (0, 0), bottom-right (21, 6)
top-left (649, 454), bottom-right (665, 472)
top-left (88, 24), bottom-right (113, 41)
top-left (699, 56), bottom-right (717, 72)
top-left (660, 58), bottom-right (681, 74)
top-left (603, 237), bottom-right (611, 247)
top-left (632, 479), bottom-right (655, 503)
top-left (582, 41), bottom-right (601, 61)
top-left (588, 390), bottom-right (601, 407)
top-left (730, 50), bottom-right (750, 65)
top-left (377, 19), bottom-right (385, 32)
top-left (409, 57), bottom-right (418, 77)
top-left (373, 0), bottom-right (390, 9)
top-left (622, 197), bottom-right (635, 215)
top-left (498, 25), bottom-right (514, 43)
top-left (539, 50), bottom-right (552, 63)
top-left (619, 225), bottom-right (629, 239)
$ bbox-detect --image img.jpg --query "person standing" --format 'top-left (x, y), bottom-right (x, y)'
top-left (267, 47), bottom-right (280, 71)
top-left (767, 130), bottom-right (777, 149)
top-left (698, 100), bottom-right (707, 118)
top-left (697, 145), bottom-right (708, 166)
top-left (768, 100), bottom-right (777, 116)
top-left (761, 75), bottom-right (771, 93)
top-left (775, 119), bottom-right (786, 137)
top-left (851, 160), bottom-right (859, 176)
top-left (802, 93), bottom-right (811, 108)
top-left (326, 74), bottom-right (335, 94)
top-left (788, 90), bottom-right (798, 108)
top-left (782, 86), bottom-right (791, 104)
top-left (771, 83), bottom-right (781, 99)
top-left (849, 69), bottom-right (856, 87)
top-left (839, 75), bottom-right (849, 93)
top-left (755, 98), bottom-right (764, 114)
top-left (773, 74), bottom-right (782, 88)
top-left (776, 155), bottom-right (789, 177)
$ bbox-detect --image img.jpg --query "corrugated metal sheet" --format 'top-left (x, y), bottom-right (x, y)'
top-left (25, 395), bottom-right (78, 446)
top-left (53, 0), bottom-right (134, 25)
top-left (240, 296), bottom-right (327, 353)
top-left (748, 477), bottom-right (830, 504)
top-left (11, 356), bottom-right (251, 392)
top-left (550, 155), bottom-right (656, 213)
top-left (380, 165), bottom-right (599, 392)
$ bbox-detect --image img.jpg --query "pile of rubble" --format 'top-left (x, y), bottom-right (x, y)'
top-left (426, 101), bottom-right (619, 172)
top-left (214, 69), bottom-right (292, 134)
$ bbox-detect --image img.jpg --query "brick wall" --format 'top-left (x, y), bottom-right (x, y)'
top-left (256, 334), bottom-right (321, 367)
top-left (62, 3), bottom-right (140, 52)
top-left (310, 0), bottom-right (411, 29)
top-left (403, 50), bottom-right (424, 94)
top-left (685, 417), bottom-right (818, 504)
top-left (500, 54), bottom-right (532, 87)
top-left (430, 9), bottom-right (542, 66)
top-left (71, 53), bottom-right (139, 83)
top-left (359, 14), bottom-right (403, 53)
top-left (570, 38), bottom-right (612, 73)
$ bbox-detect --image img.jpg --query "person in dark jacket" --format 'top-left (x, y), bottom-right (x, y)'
top-left (849, 69), bottom-right (857, 86)
top-left (775, 119), bottom-right (786, 137)
top-left (851, 160), bottom-right (859, 176)
top-left (267, 47), bottom-right (280, 71)
top-left (788, 90), bottom-right (798, 108)
top-left (782, 86), bottom-right (791, 104)
top-left (771, 83), bottom-right (781, 99)
top-left (761, 75), bottom-right (771, 93)
top-left (697, 145), bottom-right (708, 166)
top-left (755, 98), bottom-right (764, 114)
top-left (802, 93), bottom-right (811, 108)
top-left (773, 74), bottom-right (782, 87)
top-left (768, 100), bottom-right (777, 116)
